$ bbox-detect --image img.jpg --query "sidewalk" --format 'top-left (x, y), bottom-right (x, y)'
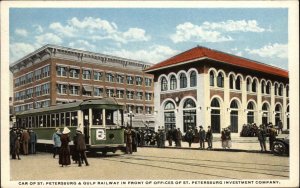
top-left (143, 134), bottom-right (289, 153)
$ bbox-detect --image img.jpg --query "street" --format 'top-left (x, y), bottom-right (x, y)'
top-left (10, 147), bottom-right (289, 180)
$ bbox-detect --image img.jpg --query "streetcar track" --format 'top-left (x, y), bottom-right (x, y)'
top-left (116, 156), bottom-right (289, 178)
top-left (102, 158), bottom-right (240, 180)
top-left (133, 154), bottom-right (289, 167)
top-left (119, 155), bottom-right (289, 173)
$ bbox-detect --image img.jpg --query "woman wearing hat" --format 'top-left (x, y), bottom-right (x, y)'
top-left (59, 127), bottom-right (71, 167)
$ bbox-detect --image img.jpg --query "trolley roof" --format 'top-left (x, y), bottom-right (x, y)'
top-left (15, 98), bottom-right (123, 117)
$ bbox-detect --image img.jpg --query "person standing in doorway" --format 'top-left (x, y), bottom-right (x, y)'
top-left (206, 126), bottom-right (213, 149)
top-left (199, 126), bottom-right (206, 149)
top-left (52, 128), bottom-right (61, 158)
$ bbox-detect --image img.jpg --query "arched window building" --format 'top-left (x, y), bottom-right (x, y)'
top-left (146, 46), bottom-right (289, 134)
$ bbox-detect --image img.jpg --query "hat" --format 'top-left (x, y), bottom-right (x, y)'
top-left (208, 126), bottom-right (211, 128)
top-left (199, 126), bottom-right (203, 128)
top-left (76, 127), bottom-right (82, 133)
top-left (62, 127), bottom-right (70, 134)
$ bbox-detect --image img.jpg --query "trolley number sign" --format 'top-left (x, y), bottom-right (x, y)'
top-left (96, 128), bottom-right (106, 140)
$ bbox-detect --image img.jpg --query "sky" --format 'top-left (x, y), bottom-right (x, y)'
top-left (9, 8), bottom-right (288, 70)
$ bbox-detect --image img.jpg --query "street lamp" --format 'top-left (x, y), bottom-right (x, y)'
top-left (128, 111), bottom-right (134, 128)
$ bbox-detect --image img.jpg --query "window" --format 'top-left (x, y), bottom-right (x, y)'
top-left (165, 101), bottom-right (175, 110)
top-left (94, 87), bottom-right (103, 97)
top-left (246, 78), bottom-right (251, 91)
top-left (94, 71), bottom-right (102, 80)
top-left (127, 105), bottom-right (134, 113)
top-left (266, 82), bottom-right (271, 94)
top-left (230, 75), bottom-right (235, 89)
top-left (57, 84), bottom-right (67, 94)
top-left (70, 85), bottom-right (80, 95)
top-left (35, 85), bottom-right (42, 96)
top-left (183, 99), bottom-right (196, 132)
top-left (82, 69), bottom-right (91, 80)
top-left (235, 76), bottom-right (241, 90)
top-left (261, 81), bottom-right (266, 94)
top-left (278, 85), bottom-right (283, 96)
top-left (286, 85), bottom-right (289, 97)
top-left (41, 66), bottom-right (50, 78)
top-left (41, 83), bottom-right (50, 95)
top-left (116, 89), bottom-right (124, 98)
top-left (145, 78), bottom-right (152, 87)
top-left (127, 90), bottom-right (134, 99)
top-left (57, 66), bottom-right (67, 77)
top-left (145, 106), bottom-right (152, 114)
top-left (170, 75), bottom-right (177, 90)
top-left (190, 71), bottom-right (197, 87)
top-left (26, 88), bottom-right (34, 98)
top-left (82, 85), bottom-right (93, 96)
top-left (26, 72), bottom-right (34, 83)
top-left (127, 76), bottom-right (134, 85)
top-left (15, 78), bottom-right (20, 87)
top-left (136, 92), bottom-right (143, 100)
top-left (274, 83), bottom-right (278, 95)
top-left (184, 99), bottom-right (196, 108)
top-left (35, 69), bottom-right (42, 80)
top-left (106, 88), bottom-right (114, 97)
top-left (136, 106), bottom-right (143, 114)
top-left (210, 71), bottom-right (215, 86)
top-left (180, 73), bottom-right (187, 88)
top-left (161, 77), bottom-right (168, 91)
top-left (116, 75), bottom-right (124, 83)
top-left (136, 76), bottom-right (143, 86)
top-left (106, 73), bottom-right (114, 82)
top-left (252, 80), bottom-right (257, 92)
top-left (217, 73), bottom-right (224, 88)
top-left (70, 68), bottom-right (79, 78)
top-left (145, 92), bottom-right (152, 101)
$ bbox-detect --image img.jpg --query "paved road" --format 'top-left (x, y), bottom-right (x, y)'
top-left (10, 148), bottom-right (289, 180)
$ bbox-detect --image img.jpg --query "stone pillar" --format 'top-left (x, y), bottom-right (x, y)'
top-left (270, 84), bottom-right (275, 124)
top-left (223, 75), bottom-right (230, 129)
top-left (153, 82), bottom-right (161, 131)
top-left (282, 85), bottom-right (287, 129)
top-left (198, 73), bottom-right (205, 128)
top-left (257, 81), bottom-right (262, 125)
top-left (241, 78), bottom-right (247, 128)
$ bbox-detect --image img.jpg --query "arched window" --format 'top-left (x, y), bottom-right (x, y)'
top-left (235, 76), bottom-right (241, 90)
top-left (180, 73), bottom-right (187, 88)
top-left (247, 102), bottom-right (255, 124)
top-left (190, 71), bottom-right (197, 87)
top-left (184, 98), bottom-right (196, 108)
top-left (229, 75), bottom-right (234, 89)
top-left (170, 75), bottom-right (177, 90)
top-left (210, 71), bottom-right (215, 86)
top-left (164, 101), bottom-right (176, 130)
top-left (230, 100), bottom-right (239, 132)
top-left (278, 84), bottom-right (283, 96)
top-left (261, 80), bottom-right (266, 94)
top-left (210, 98), bottom-right (220, 133)
top-left (246, 78), bottom-right (251, 92)
top-left (183, 99), bottom-right (196, 132)
top-left (286, 85), bottom-right (289, 97)
top-left (252, 79), bottom-right (257, 92)
top-left (217, 72), bottom-right (224, 88)
top-left (266, 82), bottom-right (271, 94)
top-left (165, 101), bottom-right (175, 110)
top-left (274, 83), bottom-right (278, 95)
top-left (275, 104), bottom-right (282, 127)
top-left (161, 77), bottom-right (168, 91)
top-left (262, 102), bottom-right (270, 125)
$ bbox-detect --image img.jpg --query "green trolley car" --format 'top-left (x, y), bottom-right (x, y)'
top-left (15, 98), bottom-right (126, 155)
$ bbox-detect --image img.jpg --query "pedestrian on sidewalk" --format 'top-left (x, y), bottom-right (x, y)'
top-left (167, 127), bottom-right (173, 146)
top-left (59, 127), bottom-right (71, 167)
top-left (160, 126), bottom-right (166, 148)
top-left (52, 128), bottom-right (61, 158)
top-left (21, 129), bottom-right (30, 155)
top-left (29, 129), bottom-right (37, 154)
top-left (125, 125), bottom-right (133, 154)
top-left (10, 127), bottom-right (17, 159)
top-left (15, 136), bottom-right (21, 160)
top-left (278, 120), bottom-right (283, 134)
top-left (206, 126), bottom-right (213, 149)
top-left (185, 126), bottom-right (194, 148)
top-left (176, 128), bottom-right (182, 147)
top-left (199, 126), bottom-right (206, 149)
top-left (225, 127), bottom-right (232, 149)
top-left (221, 128), bottom-right (226, 149)
top-left (257, 124), bottom-right (267, 152)
top-left (74, 127), bottom-right (89, 167)
top-left (268, 124), bottom-right (277, 152)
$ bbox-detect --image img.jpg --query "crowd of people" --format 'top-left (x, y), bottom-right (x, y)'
top-left (10, 127), bottom-right (37, 160)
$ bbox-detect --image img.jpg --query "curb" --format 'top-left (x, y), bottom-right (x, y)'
top-left (140, 145), bottom-right (271, 154)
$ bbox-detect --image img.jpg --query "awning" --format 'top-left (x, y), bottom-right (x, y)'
top-left (83, 85), bottom-right (93, 92)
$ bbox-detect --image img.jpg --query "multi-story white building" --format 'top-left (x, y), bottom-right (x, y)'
top-left (145, 46), bottom-right (289, 134)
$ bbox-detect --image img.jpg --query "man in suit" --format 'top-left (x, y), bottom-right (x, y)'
top-left (124, 126), bottom-right (133, 154)
top-left (199, 126), bottom-right (206, 149)
top-left (75, 128), bottom-right (89, 167)
top-left (176, 128), bottom-right (182, 147)
top-left (166, 127), bottom-right (173, 146)
top-left (206, 126), bottom-right (213, 149)
top-left (185, 126), bottom-right (194, 148)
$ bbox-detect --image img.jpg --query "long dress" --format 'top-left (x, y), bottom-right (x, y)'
top-left (59, 134), bottom-right (71, 166)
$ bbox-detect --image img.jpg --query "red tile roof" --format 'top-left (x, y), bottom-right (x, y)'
top-left (145, 46), bottom-right (288, 78)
